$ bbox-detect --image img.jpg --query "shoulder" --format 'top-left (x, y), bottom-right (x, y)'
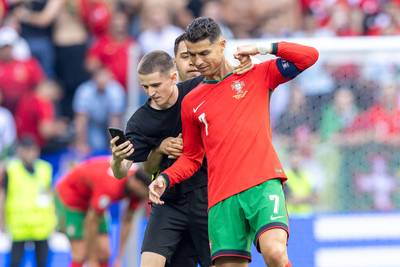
top-left (177, 76), bottom-right (204, 91)
top-left (126, 105), bottom-right (150, 128)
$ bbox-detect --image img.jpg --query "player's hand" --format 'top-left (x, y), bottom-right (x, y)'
top-left (234, 45), bottom-right (257, 75)
top-left (110, 137), bottom-right (134, 161)
top-left (149, 176), bottom-right (167, 205)
top-left (159, 134), bottom-right (183, 159)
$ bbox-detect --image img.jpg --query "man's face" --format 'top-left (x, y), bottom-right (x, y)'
top-left (175, 41), bottom-right (200, 81)
top-left (185, 38), bottom-right (225, 78)
top-left (139, 71), bottom-right (176, 109)
top-left (18, 146), bottom-right (39, 165)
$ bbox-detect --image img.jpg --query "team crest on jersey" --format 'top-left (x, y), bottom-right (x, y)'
top-left (231, 80), bottom-right (248, 99)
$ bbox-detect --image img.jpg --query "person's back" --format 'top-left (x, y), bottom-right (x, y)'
top-left (56, 156), bottom-right (137, 212)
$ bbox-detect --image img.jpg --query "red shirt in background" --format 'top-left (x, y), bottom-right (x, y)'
top-left (79, 0), bottom-right (111, 39)
top-left (14, 93), bottom-right (54, 147)
top-left (87, 35), bottom-right (134, 89)
top-left (56, 157), bottom-right (140, 214)
top-left (163, 42), bottom-right (319, 208)
top-left (348, 104), bottom-right (400, 136)
top-left (0, 58), bottom-right (44, 113)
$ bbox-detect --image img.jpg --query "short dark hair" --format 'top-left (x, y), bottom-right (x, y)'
top-left (174, 33), bottom-right (187, 56)
top-left (186, 17), bottom-right (222, 43)
top-left (137, 50), bottom-right (174, 75)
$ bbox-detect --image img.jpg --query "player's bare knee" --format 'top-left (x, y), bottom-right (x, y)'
top-left (262, 243), bottom-right (287, 265)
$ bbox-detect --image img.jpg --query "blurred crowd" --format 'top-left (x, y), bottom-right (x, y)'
top-left (0, 0), bottom-right (399, 214)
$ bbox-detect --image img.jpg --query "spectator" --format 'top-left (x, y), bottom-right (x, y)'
top-left (12, 0), bottom-right (65, 78)
top-left (285, 147), bottom-right (318, 216)
top-left (86, 11), bottom-right (134, 90)
top-left (138, 0), bottom-right (183, 55)
top-left (80, 0), bottom-right (113, 39)
top-left (15, 80), bottom-right (67, 151)
top-left (73, 68), bottom-right (125, 155)
top-left (346, 83), bottom-right (400, 146)
top-left (1, 137), bottom-right (56, 267)
top-left (275, 84), bottom-right (314, 137)
top-left (0, 90), bottom-right (16, 160)
top-left (201, 0), bottom-right (234, 39)
top-left (0, 28), bottom-right (44, 113)
top-left (319, 87), bottom-right (358, 142)
top-left (53, 0), bottom-right (90, 118)
top-left (0, 25), bottom-right (31, 60)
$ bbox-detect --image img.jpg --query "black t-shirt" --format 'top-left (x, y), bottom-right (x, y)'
top-left (125, 76), bottom-right (207, 200)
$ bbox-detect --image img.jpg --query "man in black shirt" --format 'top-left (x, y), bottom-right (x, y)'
top-left (110, 37), bottom-right (210, 266)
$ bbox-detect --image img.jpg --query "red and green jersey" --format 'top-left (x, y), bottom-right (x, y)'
top-left (56, 156), bottom-right (140, 214)
top-left (162, 42), bottom-right (319, 209)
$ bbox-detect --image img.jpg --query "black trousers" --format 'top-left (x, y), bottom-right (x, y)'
top-left (9, 240), bottom-right (49, 267)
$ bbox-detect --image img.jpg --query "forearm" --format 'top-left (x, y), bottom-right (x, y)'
top-left (161, 154), bottom-right (203, 187)
top-left (111, 158), bottom-right (132, 179)
top-left (143, 149), bottom-right (162, 175)
top-left (74, 113), bottom-right (88, 145)
top-left (267, 41), bottom-right (319, 70)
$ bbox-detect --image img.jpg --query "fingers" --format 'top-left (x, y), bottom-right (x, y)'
top-left (148, 179), bottom-right (165, 205)
top-left (234, 62), bottom-right (254, 75)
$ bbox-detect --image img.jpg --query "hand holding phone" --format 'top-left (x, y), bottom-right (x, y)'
top-left (108, 127), bottom-right (128, 146)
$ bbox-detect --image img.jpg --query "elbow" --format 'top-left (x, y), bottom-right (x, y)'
top-left (306, 47), bottom-right (319, 67)
top-left (297, 47), bottom-right (319, 71)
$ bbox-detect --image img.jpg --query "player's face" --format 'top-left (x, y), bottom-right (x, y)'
top-left (185, 38), bottom-right (225, 78)
top-left (139, 71), bottom-right (177, 109)
top-left (175, 41), bottom-right (200, 81)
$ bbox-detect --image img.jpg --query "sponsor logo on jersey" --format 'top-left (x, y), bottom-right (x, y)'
top-left (231, 80), bottom-right (248, 99)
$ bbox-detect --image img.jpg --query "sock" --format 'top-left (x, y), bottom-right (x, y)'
top-left (285, 262), bottom-right (292, 267)
top-left (70, 262), bottom-right (83, 267)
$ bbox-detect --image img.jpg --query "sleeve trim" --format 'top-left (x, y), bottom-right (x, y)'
top-left (271, 43), bottom-right (279, 55)
top-left (160, 173), bottom-right (170, 188)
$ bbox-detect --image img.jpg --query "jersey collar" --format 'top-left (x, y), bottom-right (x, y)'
top-left (202, 72), bottom-right (234, 84)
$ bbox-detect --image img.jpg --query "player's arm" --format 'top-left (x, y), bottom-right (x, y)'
top-left (143, 133), bottom-right (183, 174)
top-left (113, 207), bottom-right (134, 267)
top-left (83, 208), bottom-right (100, 261)
top-left (15, 0), bottom-right (65, 27)
top-left (149, 99), bottom-right (204, 204)
top-left (235, 42), bottom-right (319, 87)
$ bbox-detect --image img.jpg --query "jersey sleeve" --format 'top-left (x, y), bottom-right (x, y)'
top-left (259, 41), bottom-right (319, 90)
top-left (161, 97), bottom-right (204, 187)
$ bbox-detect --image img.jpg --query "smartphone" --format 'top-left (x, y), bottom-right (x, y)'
top-left (108, 127), bottom-right (128, 146)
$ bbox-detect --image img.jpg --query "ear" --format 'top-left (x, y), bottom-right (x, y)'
top-left (170, 70), bottom-right (177, 83)
top-left (219, 38), bottom-right (226, 50)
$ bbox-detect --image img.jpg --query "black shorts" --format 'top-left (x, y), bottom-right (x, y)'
top-left (141, 186), bottom-right (211, 267)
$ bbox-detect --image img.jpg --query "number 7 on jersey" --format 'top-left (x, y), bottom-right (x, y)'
top-left (198, 112), bottom-right (209, 136)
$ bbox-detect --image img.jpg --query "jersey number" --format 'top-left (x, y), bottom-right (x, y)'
top-left (269, 194), bottom-right (280, 214)
top-left (198, 113), bottom-right (209, 136)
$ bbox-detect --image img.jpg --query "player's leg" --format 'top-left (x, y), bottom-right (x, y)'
top-left (96, 234), bottom-right (111, 267)
top-left (214, 257), bottom-right (248, 267)
top-left (208, 195), bottom-right (251, 267)
top-left (258, 229), bottom-right (290, 267)
top-left (9, 241), bottom-right (25, 267)
top-left (166, 231), bottom-right (197, 267)
top-left (187, 186), bottom-right (212, 267)
top-left (33, 240), bottom-right (49, 267)
top-left (140, 200), bottom-right (189, 267)
top-left (55, 195), bottom-right (88, 266)
top-left (241, 179), bottom-right (291, 267)
top-left (96, 214), bottom-right (111, 267)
